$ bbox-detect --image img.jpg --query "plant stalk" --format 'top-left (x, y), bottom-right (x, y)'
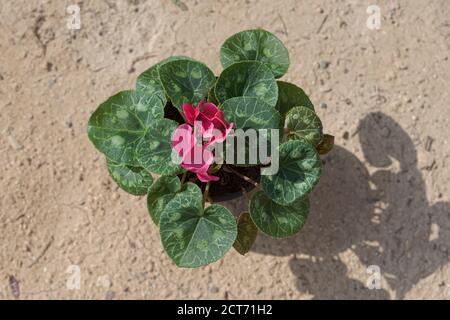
top-left (225, 165), bottom-right (260, 189)
top-left (180, 172), bottom-right (187, 185)
top-left (202, 182), bottom-right (210, 207)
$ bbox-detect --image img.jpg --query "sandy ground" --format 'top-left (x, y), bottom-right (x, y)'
top-left (0, 0), bottom-right (449, 300)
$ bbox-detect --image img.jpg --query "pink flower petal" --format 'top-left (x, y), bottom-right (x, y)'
top-left (182, 103), bottom-right (199, 125)
top-left (208, 121), bottom-right (234, 144)
top-left (173, 99), bottom-right (234, 183)
top-left (201, 103), bottom-right (219, 118)
top-left (196, 171), bottom-right (219, 182)
top-left (172, 124), bottom-right (194, 158)
top-left (180, 142), bottom-right (214, 170)
top-left (202, 102), bottom-right (227, 124)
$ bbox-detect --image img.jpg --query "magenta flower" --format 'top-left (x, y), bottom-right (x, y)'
top-left (172, 99), bottom-right (234, 182)
top-left (183, 100), bottom-right (234, 144)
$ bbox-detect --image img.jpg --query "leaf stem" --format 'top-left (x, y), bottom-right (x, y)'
top-left (283, 128), bottom-right (293, 140)
top-left (202, 182), bottom-right (210, 207)
top-left (180, 172), bottom-right (187, 185)
top-left (225, 166), bottom-right (260, 189)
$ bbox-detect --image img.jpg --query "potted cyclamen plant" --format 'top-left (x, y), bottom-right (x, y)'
top-left (87, 29), bottom-right (334, 268)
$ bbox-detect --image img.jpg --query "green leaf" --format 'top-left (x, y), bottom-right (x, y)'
top-left (208, 80), bottom-right (219, 105)
top-left (215, 61), bottom-right (278, 107)
top-left (233, 212), bottom-right (258, 255)
top-left (220, 29), bottom-right (290, 78)
top-left (106, 159), bottom-right (153, 195)
top-left (316, 134), bottom-right (335, 155)
top-left (220, 96), bottom-right (280, 166)
top-left (261, 140), bottom-right (321, 205)
top-left (159, 183), bottom-right (237, 268)
top-left (276, 81), bottom-right (314, 119)
top-left (147, 176), bottom-right (181, 225)
top-left (136, 56), bottom-right (195, 105)
top-left (249, 191), bottom-right (309, 238)
top-left (136, 66), bottom-right (166, 105)
top-left (158, 60), bottom-right (216, 111)
top-left (135, 118), bottom-right (183, 175)
top-left (284, 106), bottom-right (323, 146)
top-left (87, 90), bottom-right (164, 166)
top-left (221, 97), bottom-right (281, 129)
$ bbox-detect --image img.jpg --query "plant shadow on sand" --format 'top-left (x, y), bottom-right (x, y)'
top-left (249, 112), bottom-right (450, 299)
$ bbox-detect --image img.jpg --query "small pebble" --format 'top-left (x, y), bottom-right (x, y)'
top-left (209, 286), bottom-right (219, 294)
top-left (320, 87), bottom-right (332, 93)
top-left (319, 60), bottom-right (330, 70)
top-left (343, 131), bottom-right (349, 140)
top-left (424, 136), bottom-right (434, 151)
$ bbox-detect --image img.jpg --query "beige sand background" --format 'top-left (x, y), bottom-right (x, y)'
top-left (0, 0), bottom-right (449, 299)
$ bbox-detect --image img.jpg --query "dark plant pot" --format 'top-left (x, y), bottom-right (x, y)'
top-left (179, 164), bottom-right (261, 203)
top-left (209, 189), bottom-right (247, 202)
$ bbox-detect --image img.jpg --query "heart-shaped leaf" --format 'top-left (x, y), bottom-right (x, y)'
top-left (215, 61), bottom-right (278, 107)
top-left (250, 191), bottom-right (309, 238)
top-left (284, 106), bottom-right (323, 146)
top-left (158, 60), bottom-right (216, 111)
top-left (261, 140), bottom-right (321, 205)
top-left (316, 134), bottom-right (335, 155)
top-left (147, 176), bottom-right (181, 225)
top-left (87, 90), bottom-right (164, 166)
top-left (159, 183), bottom-right (237, 268)
top-left (106, 159), bottom-right (153, 196)
top-left (135, 118), bottom-right (183, 175)
top-left (221, 96), bottom-right (281, 129)
top-left (220, 29), bottom-right (290, 78)
top-left (276, 81), bottom-right (314, 119)
top-left (136, 56), bottom-right (195, 105)
top-left (233, 212), bottom-right (258, 255)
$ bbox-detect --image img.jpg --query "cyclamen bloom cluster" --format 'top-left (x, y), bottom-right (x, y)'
top-left (172, 99), bottom-right (234, 182)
